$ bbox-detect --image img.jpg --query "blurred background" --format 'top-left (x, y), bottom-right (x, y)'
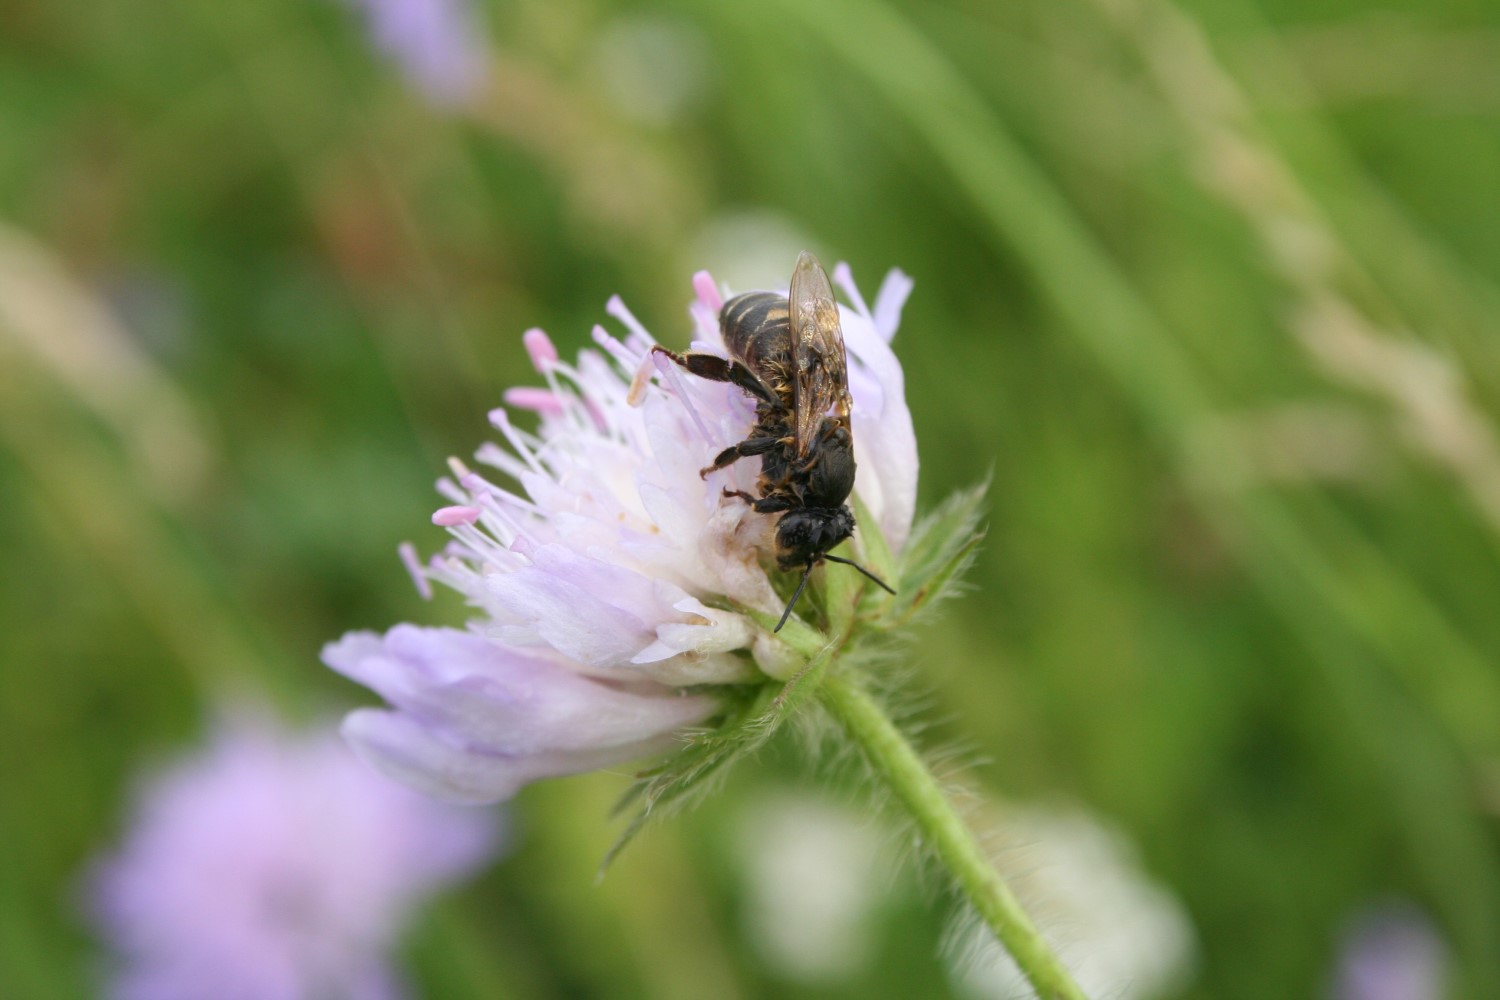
top-left (3, 0), bottom-right (1499, 996)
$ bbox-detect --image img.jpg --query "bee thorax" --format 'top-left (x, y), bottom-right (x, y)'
top-left (802, 421), bottom-right (855, 507)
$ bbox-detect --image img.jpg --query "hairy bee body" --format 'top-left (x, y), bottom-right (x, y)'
top-left (719, 290), bottom-right (857, 517)
top-left (652, 253), bottom-right (893, 630)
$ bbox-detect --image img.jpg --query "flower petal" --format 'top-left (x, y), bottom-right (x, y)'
top-left (325, 626), bottom-right (718, 751)
top-left (342, 709), bottom-right (685, 805)
top-left (830, 263), bottom-right (919, 551)
top-left (841, 307), bottom-right (918, 552)
top-left (871, 268), bottom-right (914, 343)
top-left (326, 626), bottom-right (719, 802)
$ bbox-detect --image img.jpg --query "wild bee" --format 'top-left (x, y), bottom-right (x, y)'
top-left (652, 251), bottom-right (895, 631)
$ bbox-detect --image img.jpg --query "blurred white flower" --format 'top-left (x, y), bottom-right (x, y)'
top-left (733, 791), bottom-right (898, 981)
top-left (325, 263), bottom-right (918, 802)
top-left (87, 714), bottom-right (498, 1000)
top-left (688, 211), bottom-right (817, 294)
top-left (946, 804), bottom-right (1196, 1000)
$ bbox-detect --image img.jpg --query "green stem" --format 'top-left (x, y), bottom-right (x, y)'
top-left (819, 671), bottom-right (1088, 1000)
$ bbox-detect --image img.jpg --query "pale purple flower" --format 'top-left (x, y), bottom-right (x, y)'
top-left (324, 262), bottom-right (917, 803)
top-left (87, 717), bottom-right (497, 1000)
top-left (348, 0), bottom-right (490, 107)
top-left (831, 261), bottom-right (919, 551)
top-left (1331, 902), bottom-right (1447, 1000)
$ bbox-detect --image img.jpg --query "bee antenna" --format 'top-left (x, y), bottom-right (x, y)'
top-left (824, 554), bottom-right (897, 595)
top-left (775, 564), bottom-right (816, 633)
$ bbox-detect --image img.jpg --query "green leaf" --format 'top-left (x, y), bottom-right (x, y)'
top-left (851, 490), bottom-right (898, 586)
top-left (601, 642), bottom-right (837, 871)
top-left (886, 479), bottom-right (989, 625)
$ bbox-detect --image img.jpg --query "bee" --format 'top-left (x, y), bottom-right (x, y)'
top-left (652, 251), bottom-right (895, 631)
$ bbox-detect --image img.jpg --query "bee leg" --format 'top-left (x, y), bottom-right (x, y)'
top-left (720, 487), bottom-right (793, 513)
top-left (750, 497), bottom-right (794, 514)
top-left (699, 435), bottom-right (778, 477)
top-left (650, 346), bottom-right (778, 406)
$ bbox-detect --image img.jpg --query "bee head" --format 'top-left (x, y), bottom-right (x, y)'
top-left (773, 505), bottom-right (855, 572)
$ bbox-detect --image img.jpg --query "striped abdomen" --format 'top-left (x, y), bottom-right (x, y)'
top-left (720, 291), bottom-right (794, 405)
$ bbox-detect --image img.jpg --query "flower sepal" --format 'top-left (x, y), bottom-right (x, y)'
top-left (743, 607), bottom-right (823, 666)
top-left (878, 479), bottom-right (989, 628)
top-left (605, 589), bottom-right (884, 868)
top-left (602, 680), bottom-right (781, 870)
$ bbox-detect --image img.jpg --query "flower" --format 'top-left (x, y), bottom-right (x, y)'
top-left (347, 0), bottom-right (491, 107)
top-left (945, 804), bottom-right (1196, 1000)
top-left (86, 714), bottom-right (498, 1000)
top-left (732, 790), bottom-right (899, 981)
top-left (324, 261), bottom-right (917, 803)
top-left (1331, 901), bottom-right (1447, 1000)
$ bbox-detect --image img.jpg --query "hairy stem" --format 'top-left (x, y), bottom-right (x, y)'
top-left (818, 671), bottom-right (1087, 1000)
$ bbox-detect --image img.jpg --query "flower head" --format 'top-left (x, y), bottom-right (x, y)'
top-left (87, 714), bottom-right (497, 1000)
top-left (1332, 901), bottom-right (1447, 1000)
top-left (348, 0), bottom-right (491, 107)
top-left (324, 261), bottom-right (917, 803)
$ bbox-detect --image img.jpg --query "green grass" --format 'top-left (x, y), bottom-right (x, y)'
top-left (3, 0), bottom-right (1499, 996)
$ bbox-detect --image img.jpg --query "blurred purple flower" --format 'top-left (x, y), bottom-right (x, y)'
top-left (88, 717), bottom-right (497, 1000)
top-left (324, 263), bottom-right (917, 803)
top-left (348, 0), bottom-right (490, 107)
top-left (1332, 902), bottom-right (1447, 1000)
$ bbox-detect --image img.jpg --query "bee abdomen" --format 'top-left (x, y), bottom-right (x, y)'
top-left (720, 291), bottom-right (791, 369)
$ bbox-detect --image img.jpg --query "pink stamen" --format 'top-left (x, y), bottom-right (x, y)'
top-left (487, 409), bottom-right (545, 475)
top-left (433, 505), bottom-right (482, 527)
top-left (470, 477), bottom-right (540, 514)
top-left (626, 352), bottom-right (656, 407)
top-left (474, 442), bottom-right (531, 483)
top-left (582, 396), bottom-right (608, 432)
top-left (692, 271), bottom-right (723, 314)
top-left (653, 352), bottom-right (713, 444)
top-left (503, 386), bottom-right (565, 416)
top-left (397, 541), bottom-right (433, 599)
top-left (458, 472), bottom-right (493, 496)
top-left (592, 324), bottom-right (643, 372)
top-left (689, 300), bottom-right (719, 343)
top-left (522, 328), bottom-right (558, 371)
top-left (605, 295), bottom-right (656, 352)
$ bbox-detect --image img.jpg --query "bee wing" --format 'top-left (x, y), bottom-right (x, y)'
top-left (788, 251), bottom-right (852, 457)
